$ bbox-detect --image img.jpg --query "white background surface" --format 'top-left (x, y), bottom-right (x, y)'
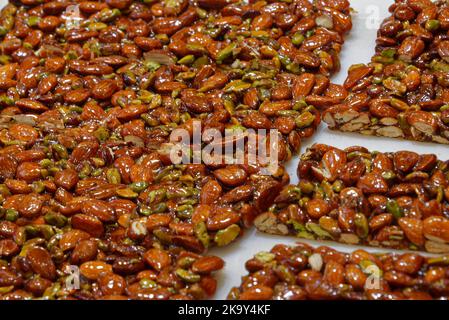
top-left (2, 0), bottom-right (448, 299)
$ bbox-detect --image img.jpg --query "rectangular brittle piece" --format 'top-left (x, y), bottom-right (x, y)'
top-left (0, 117), bottom-right (289, 253)
top-left (228, 242), bottom-right (449, 300)
top-left (255, 144), bottom-right (449, 254)
top-left (322, 0), bottom-right (449, 144)
top-left (0, 235), bottom-right (226, 300)
top-left (0, 0), bottom-right (353, 158)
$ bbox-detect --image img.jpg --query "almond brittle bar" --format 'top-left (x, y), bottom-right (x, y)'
top-left (228, 242), bottom-right (449, 300)
top-left (255, 144), bottom-right (449, 254)
top-left (323, 0), bottom-right (449, 144)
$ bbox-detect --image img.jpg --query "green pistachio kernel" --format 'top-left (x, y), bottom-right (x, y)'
top-left (93, 126), bottom-right (109, 142)
top-left (427, 256), bottom-right (449, 265)
top-left (178, 256), bottom-right (196, 269)
top-left (31, 181), bottom-right (45, 193)
top-left (144, 60), bottom-right (161, 71)
top-left (299, 180), bottom-right (314, 194)
top-left (288, 220), bottom-right (306, 232)
top-left (306, 222), bottom-right (333, 239)
top-left (106, 168), bottom-right (121, 184)
top-left (295, 111), bottom-right (315, 128)
top-left (39, 225), bottom-right (55, 240)
top-left (297, 230), bottom-right (315, 240)
top-left (254, 252), bottom-right (275, 263)
top-left (0, 54), bottom-right (11, 64)
top-left (0, 94), bottom-right (14, 104)
top-left (214, 224), bottom-right (240, 246)
top-left (291, 32), bottom-right (305, 46)
top-left (139, 278), bottom-right (158, 289)
top-left (116, 188), bottom-right (138, 199)
top-left (26, 16), bottom-right (40, 27)
top-left (386, 199), bottom-right (403, 219)
top-left (381, 171), bottom-right (396, 180)
top-left (430, 60), bottom-right (449, 72)
top-left (359, 260), bottom-right (383, 277)
top-left (0, 26), bottom-right (7, 36)
top-left (79, 163), bottom-right (92, 179)
top-left (44, 211), bottom-right (67, 228)
top-left (216, 43), bottom-right (237, 64)
top-left (39, 159), bottom-right (53, 169)
top-left (177, 55), bottom-right (195, 65)
top-left (175, 269), bottom-right (201, 283)
top-left (286, 62), bottom-right (301, 74)
top-left (196, 7), bottom-right (207, 19)
top-left (176, 204), bottom-right (193, 219)
top-left (224, 80), bottom-right (251, 93)
top-left (0, 286), bottom-right (14, 294)
top-left (425, 19), bottom-right (440, 31)
top-left (52, 144), bottom-right (68, 159)
top-left (91, 168), bottom-right (103, 177)
top-left (354, 213), bottom-right (369, 238)
top-left (5, 209), bottom-right (18, 222)
top-left (130, 181), bottom-right (148, 193)
top-left (381, 48), bottom-right (396, 58)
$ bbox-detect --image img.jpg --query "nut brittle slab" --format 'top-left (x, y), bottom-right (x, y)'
top-left (322, 0), bottom-right (449, 144)
top-left (0, 0), bottom-right (352, 158)
top-left (228, 242), bottom-right (449, 300)
top-left (255, 144), bottom-right (449, 254)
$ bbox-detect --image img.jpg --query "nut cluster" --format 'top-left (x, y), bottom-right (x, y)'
top-left (323, 0), bottom-right (449, 144)
top-left (228, 242), bottom-right (449, 300)
top-left (255, 144), bottom-right (449, 254)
